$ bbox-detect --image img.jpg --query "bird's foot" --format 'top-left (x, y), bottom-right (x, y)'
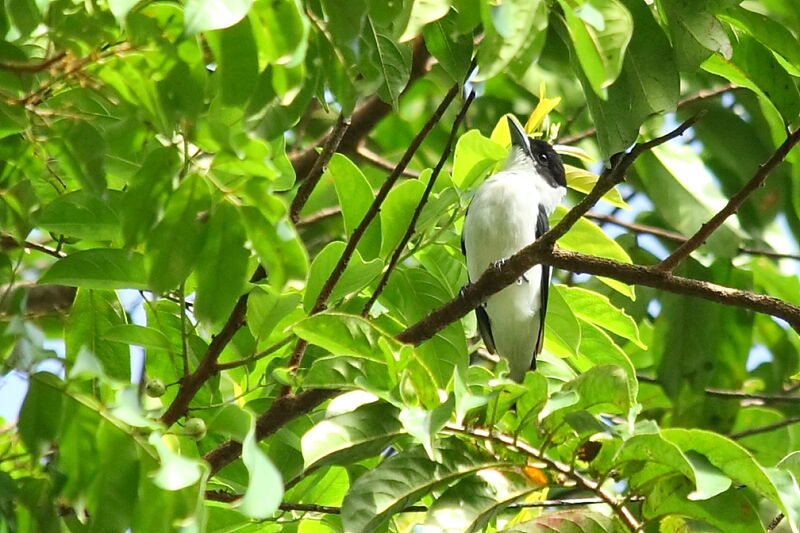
top-left (458, 284), bottom-right (471, 300)
top-left (491, 257), bottom-right (508, 271)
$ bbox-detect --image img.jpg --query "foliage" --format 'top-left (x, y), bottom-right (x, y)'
top-left (1, 0), bottom-right (800, 532)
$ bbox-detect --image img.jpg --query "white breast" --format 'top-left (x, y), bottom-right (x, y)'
top-left (463, 164), bottom-right (565, 380)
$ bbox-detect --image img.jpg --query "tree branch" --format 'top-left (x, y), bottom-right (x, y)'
top-left (637, 374), bottom-right (800, 404)
top-left (362, 90), bottom-right (476, 316)
top-left (309, 83), bottom-right (460, 317)
top-left (290, 114), bottom-right (350, 224)
top-left (204, 388), bottom-right (337, 476)
top-left (729, 416), bottom-right (800, 440)
top-left (356, 145), bottom-right (421, 178)
top-left (160, 266), bottom-right (267, 427)
top-left (657, 127), bottom-right (800, 271)
top-left (447, 424), bottom-right (641, 532)
top-left (587, 212), bottom-right (800, 261)
top-left (0, 51), bottom-right (66, 73)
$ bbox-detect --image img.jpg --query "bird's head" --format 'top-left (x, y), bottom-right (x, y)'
top-left (506, 116), bottom-right (566, 189)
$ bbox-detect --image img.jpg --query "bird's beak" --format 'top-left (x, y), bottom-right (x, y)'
top-left (507, 116), bottom-right (532, 158)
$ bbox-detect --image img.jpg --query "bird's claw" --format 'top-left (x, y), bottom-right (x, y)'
top-left (492, 257), bottom-right (509, 270)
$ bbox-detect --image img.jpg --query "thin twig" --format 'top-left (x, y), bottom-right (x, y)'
top-left (397, 114), bottom-right (704, 346)
top-left (362, 90), bottom-right (476, 316)
top-left (729, 416), bottom-right (800, 440)
top-left (587, 213), bottom-right (800, 261)
top-left (557, 84), bottom-right (735, 145)
top-left (160, 266), bottom-right (267, 427)
top-left (637, 374), bottom-right (800, 403)
top-left (290, 114), bottom-right (351, 224)
top-left (447, 424), bottom-right (642, 531)
top-left (0, 51), bottom-right (67, 73)
top-left (296, 206), bottom-right (343, 227)
top-left (214, 336), bottom-right (294, 371)
top-left (356, 145), bottom-right (421, 178)
top-left (204, 493), bottom-right (643, 513)
top-left (657, 127), bottom-right (800, 271)
top-left (0, 234), bottom-right (66, 258)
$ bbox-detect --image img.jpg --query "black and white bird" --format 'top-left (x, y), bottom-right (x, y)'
top-left (462, 116), bottom-right (567, 381)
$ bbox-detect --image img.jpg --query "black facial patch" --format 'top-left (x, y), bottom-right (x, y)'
top-left (528, 139), bottom-right (566, 188)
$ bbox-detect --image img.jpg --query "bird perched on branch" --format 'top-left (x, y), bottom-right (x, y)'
top-left (462, 116), bottom-right (566, 381)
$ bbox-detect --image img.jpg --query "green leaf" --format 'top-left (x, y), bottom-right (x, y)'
top-left (102, 324), bottom-right (173, 352)
top-left (643, 476), bottom-right (763, 533)
top-left (475, 0), bottom-right (548, 82)
top-left (544, 282), bottom-right (582, 357)
top-left (39, 249), bottom-right (148, 290)
top-left (253, 0), bottom-right (309, 67)
top-left (504, 509), bottom-right (618, 532)
top-left (559, 0), bottom-right (633, 95)
top-left (329, 153), bottom-right (381, 259)
top-left (247, 286), bottom-right (302, 340)
top-left (18, 372), bottom-right (64, 458)
top-left (341, 442), bottom-right (506, 533)
top-left (294, 312), bottom-right (396, 359)
top-left (302, 401), bottom-right (404, 469)
top-left (321, 0), bottom-right (366, 44)
top-left (87, 420), bottom-right (140, 531)
top-left (559, 285), bottom-right (643, 347)
top-left (542, 365), bottom-right (631, 428)
top-left (240, 205), bottom-right (309, 289)
top-left (703, 34), bottom-right (800, 127)
top-left (37, 190), bottom-right (122, 241)
top-left (634, 144), bottom-right (743, 259)
top-left (120, 147), bottom-right (181, 247)
top-left (239, 423), bottom-right (283, 518)
top-left (425, 470), bottom-right (538, 533)
top-left (380, 178), bottom-right (426, 257)
top-left (194, 202), bottom-right (250, 326)
top-left (452, 130), bottom-right (506, 189)
top-left (568, 0), bottom-right (679, 156)
top-left (422, 14), bottom-right (474, 82)
top-left (304, 241), bottom-right (383, 312)
top-left (304, 354), bottom-right (393, 391)
top-left (208, 17), bottom-right (259, 107)
top-left (720, 6), bottom-right (800, 75)
top-left (63, 121), bottom-right (107, 193)
top-left (108, 0), bottom-right (139, 21)
top-left (565, 165), bottom-right (628, 209)
top-left (145, 174), bottom-right (212, 293)
top-left (656, 0), bottom-right (732, 70)
top-left (184, 0), bottom-right (254, 33)
top-left (399, 397), bottom-right (453, 460)
top-left (65, 289), bottom-right (130, 380)
top-left (360, 18), bottom-right (412, 108)
top-left (552, 207), bottom-right (634, 298)
top-left (399, 0), bottom-right (450, 42)
top-left (575, 320), bottom-right (638, 403)
top-left (149, 433), bottom-right (204, 491)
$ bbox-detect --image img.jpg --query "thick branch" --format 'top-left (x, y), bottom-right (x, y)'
top-left (362, 91), bottom-right (476, 316)
top-left (160, 266), bottom-right (266, 426)
top-left (658, 127), bottom-right (800, 271)
top-left (204, 388), bottom-right (336, 475)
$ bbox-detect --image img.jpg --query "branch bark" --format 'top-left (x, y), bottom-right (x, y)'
top-left (657, 127), bottom-right (800, 271)
top-left (160, 266), bottom-right (266, 427)
top-left (362, 90), bottom-right (476, 316)
top-left (204, 388), bottom-right (337, 475)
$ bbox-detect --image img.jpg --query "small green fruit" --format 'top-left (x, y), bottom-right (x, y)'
top-left (145, 378), bottom-right (166, 398)
top-left (184, 418), bottom-right (207, 440)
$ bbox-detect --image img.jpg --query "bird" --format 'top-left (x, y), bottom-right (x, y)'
top-left (462, 116), bottom-right (567, 382)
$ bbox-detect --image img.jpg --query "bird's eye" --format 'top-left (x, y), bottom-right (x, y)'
top-left (536, 152), bottom-right (549, 164)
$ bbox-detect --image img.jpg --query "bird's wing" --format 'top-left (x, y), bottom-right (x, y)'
top-left (533, 204), bottom-right (551, 365)
top-left (461, 206), bottom-right (496, 353)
